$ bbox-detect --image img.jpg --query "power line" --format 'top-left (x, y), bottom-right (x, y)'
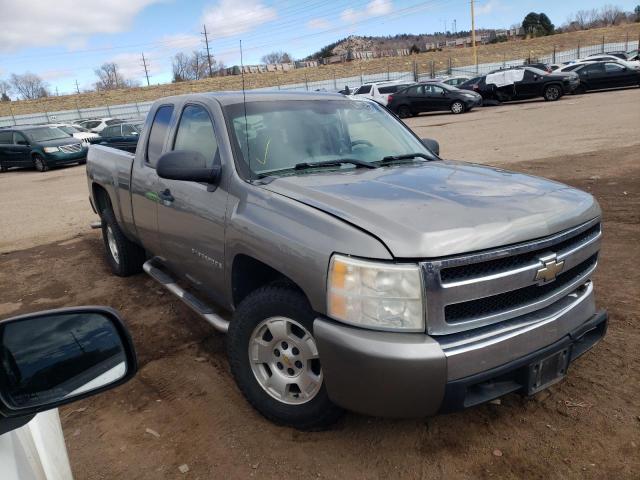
top-left (141, 52), bottom-right (151, 86)
top-left (202, 24), bottom-right (214, 77)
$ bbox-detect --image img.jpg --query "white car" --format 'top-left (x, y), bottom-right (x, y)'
top-left (47, 123), bottom-right (99, 146)
top-left (351, 81), bottom-right (413, 106)
top-left (77, 118), bottom-right (124, 133)
top-left (0, 307), bottom-right (137, 480)
top-left (571, 55), bottom-right (640, 70)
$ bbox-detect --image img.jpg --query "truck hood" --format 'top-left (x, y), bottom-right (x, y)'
top-left (261, 161), bottom-right (600, 258)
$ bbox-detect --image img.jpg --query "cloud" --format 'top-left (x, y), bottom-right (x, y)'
top-left (341, 0), bottom-right (393, 23)
top-left (476, 0), bottom-right (500, 16)
top-left (160, 33), bottom-right (202, 52)
top-left (108, 52), bottom-right (163, 80)
top-left (201, 0), bottom-right (277, 38)
top-left (306, 18), bottom-right (331, 30)
top-left (0, 0), bottom-right (162, 53)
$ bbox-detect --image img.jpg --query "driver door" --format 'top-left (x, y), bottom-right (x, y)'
top-left (155, 103), bottom-right (229, 302)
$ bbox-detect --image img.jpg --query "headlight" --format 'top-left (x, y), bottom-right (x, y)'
top-left (43, 147), bottom-right (60, 153)
top-left (327, 254), bottom-right (424, 331)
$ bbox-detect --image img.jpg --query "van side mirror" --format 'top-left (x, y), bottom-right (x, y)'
top-left (0, 307), bottom-right (136, 418)
top-left (157, 150), bottom-right (221, 186)
top-left (421, 138), bottom-right (440, 156)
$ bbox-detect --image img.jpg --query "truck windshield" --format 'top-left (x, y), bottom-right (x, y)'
top-left (25, 127), bottom-right (72, 142)
top-left (225, 99), bottom-right (434, 178)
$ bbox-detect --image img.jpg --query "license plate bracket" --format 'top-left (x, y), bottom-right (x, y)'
top-left (526, 347), bottom-right (571, 395)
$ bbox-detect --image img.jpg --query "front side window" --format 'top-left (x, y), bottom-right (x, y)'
top-left (146, 105), bottom-right (174, 167)
top-left (605, 63), bottom-right (624, 72)
top-left (582, 64), bottom-right (605, 76)
top-left (225, 99), bottom-right (434, 178)
top-left (14, 133), bottom-right (28, 145)
top-left (173, 105), bottom-right (218, 168)
top-left (355, 85), bottom-right (372, 95)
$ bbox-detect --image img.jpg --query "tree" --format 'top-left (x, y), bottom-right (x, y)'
top-left (409, 44), bottom-right (421, 54)
top-left (94, 63), bottom-right (138, 91)
top-left (9, 73), bottom-right (49, 100)
top-left (0, 79), bottom-right (11, 101)
top-left (172, 51), bottom-right (212, 82)
top-left (522, 12), bottom-right (554, 37)
top-left (261, 51), bottom-right (293, 64)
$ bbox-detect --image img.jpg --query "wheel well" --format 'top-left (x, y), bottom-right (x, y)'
top-left (231, 254), bottom-right (302, 308)
top-left (92, 183), bottom-right (111, 214)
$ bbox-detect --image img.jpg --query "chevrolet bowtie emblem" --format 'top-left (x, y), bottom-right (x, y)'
top-left (535, 254), bottom-right (564, 283)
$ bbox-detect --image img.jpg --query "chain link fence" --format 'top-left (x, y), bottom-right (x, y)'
top-left (1, 40), bottom-right (638, 128)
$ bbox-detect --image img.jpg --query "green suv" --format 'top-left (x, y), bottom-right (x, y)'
top-left (0, 126), bottom-right (88, 172)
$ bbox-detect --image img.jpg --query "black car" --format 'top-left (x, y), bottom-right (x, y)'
top-left (523, 63), bottom-right (552, 73)
top-left (571, 61), bottom-right (640, 92)
top-left (95, 121), bottom-right (143, 153)
top-left (387, 82), bottom-right (483, 117)
top-left (460, 67), bottom-right (579, 102)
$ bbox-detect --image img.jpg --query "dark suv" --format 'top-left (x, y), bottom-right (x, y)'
top-left (0, 126), bottom-right (87, 172)
top-left (95, 121), bottom-right (143, 153)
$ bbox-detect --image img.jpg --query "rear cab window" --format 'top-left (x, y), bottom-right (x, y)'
top-left (146, 105), bottom-right (174, 167)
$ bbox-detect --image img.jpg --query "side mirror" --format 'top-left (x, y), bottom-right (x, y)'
top-left (0, 307), bottom-right (136, 417)
top-left (421, 138), bottom-right (440, 156)
top-left (157, 150), bottom-right (221, 185)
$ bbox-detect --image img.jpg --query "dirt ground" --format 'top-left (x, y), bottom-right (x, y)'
top-left (0, 88), bottom-right (639, 479)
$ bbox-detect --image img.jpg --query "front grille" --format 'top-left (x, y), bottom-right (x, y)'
top-left (444, 254), bottom-right (597, 324)
top-left (58, 143), bottom-right (82, 153)
top-left (422, 218), bottom-right (602, 335)
top-left (440, 222), bottom-right (600, 283)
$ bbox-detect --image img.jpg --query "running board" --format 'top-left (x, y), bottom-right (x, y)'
top-left (90, 221), bottom-right (102, 229)
top-left (143, 259), bottom-right (229, 333)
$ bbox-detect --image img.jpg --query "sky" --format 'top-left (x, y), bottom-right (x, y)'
top-left (0, 0), bottom-right (638, 95)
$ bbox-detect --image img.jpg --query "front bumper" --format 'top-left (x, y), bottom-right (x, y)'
top-left (314, 285), bottom-right (607, 418)
top-left (44, 149), bottom-right (88, 166)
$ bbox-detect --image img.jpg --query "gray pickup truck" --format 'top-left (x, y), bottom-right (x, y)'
top-left (86, 91), bottom-right (607, 429)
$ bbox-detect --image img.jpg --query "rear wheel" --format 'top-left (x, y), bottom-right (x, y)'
top-left (397, 105), bottom-right (412, 118)
top-left (450, 100), bottom-right (465, 114)
top-left (100, 207), bottom-right (145, 276)
top-left (543, 85), bottom-right (562, 101)
top-left (227, 284), bottom-right (343, 430)
top-left (33, 154), bottom-right (48, 172)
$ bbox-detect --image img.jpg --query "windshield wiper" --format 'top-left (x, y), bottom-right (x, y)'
top-left (294, 158), bottom-right (378, 170)
top-left (379, 153), bottom-right (433, 164)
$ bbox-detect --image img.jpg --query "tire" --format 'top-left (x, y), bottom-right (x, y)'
top-left (543, 85), bottom-right (562, 101)
top-left (450, 100), bottom-right (465, 114)
top-left (227, 284), bottom-right (343, 430)
top-left (397, 105), bottom-right (412, 118)
top-left (574, 84), bottom-right (587, 95)
top-left (33, 154), bottom-right (48, 172)
top-left (100, 207), bottom-right (145, 276)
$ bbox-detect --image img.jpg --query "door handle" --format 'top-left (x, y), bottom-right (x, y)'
top-left (158, 189), bottom-right (175, 203)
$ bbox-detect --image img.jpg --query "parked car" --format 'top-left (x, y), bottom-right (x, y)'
top-left (566, 61), bottom-right (640, 92)
top-left (78, 117), bottom-right (125, 133)
top-left (0, 125), bottom-right (88, 172)
top-left (424, 75), bottom-right (471, 87)
top-left (587, 51), bottom-right (628, 60)
top-left (95, 121), bottom-right (143, 153)
top-left (87, 91), bottom-right (607, 429)
top-left (463, 67), bottom-right (579, 102)
top-left (577, 55), bottom-right (640, 69)
top-left (0, 307), bottom-right (137, 480)
top-left (523, 63), bottom-right (552, 73)
top-left (47, 122), bottom-right (100, 146)
top-left (388, 82), bottom-right (482, 116)
top-left (351, 81), bottom-right (413, 106)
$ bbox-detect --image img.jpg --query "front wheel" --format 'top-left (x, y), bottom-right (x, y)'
top-left (227, 284), bottom-right (343, 430)
top-left (33, 154), bottom-right (48, 172)
top-left (450, 100), bottom-right (465, 114)
top-left (544, 85), bottom-right (562, 101)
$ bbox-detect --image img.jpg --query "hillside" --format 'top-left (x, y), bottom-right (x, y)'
top-left (1, 23), bottom-right (638, 117)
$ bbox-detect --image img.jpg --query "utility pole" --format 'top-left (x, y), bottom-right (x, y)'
top-left (75, 80), bottom-right (80, 94)
top-left (141, 52), bottom-right (151, 86)
top-left (453, 19), bottom-right (457, 34)
top-left (202, 24), bottom-right (214, 77)
top-left (55, 87), bottom-right (59, 96)
top-left (470, 0), bottom-right (477, 69)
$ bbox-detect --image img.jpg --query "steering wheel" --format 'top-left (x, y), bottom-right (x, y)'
top-left (351, 140), bottom-right (373, 148)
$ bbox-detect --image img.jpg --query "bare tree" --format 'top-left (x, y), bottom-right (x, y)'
top-left (94, 62), bottom-right (137, 90)
top-left (599, 5), bottom-right (625, 25)
top-left (261, 51), bottom-right (293, 64)
top-left (0, 79), bottom-right (11, 101)
top-left (9, 73), bottom-right (49, 100)
top-left (172, 51), bottom-right (212, 82)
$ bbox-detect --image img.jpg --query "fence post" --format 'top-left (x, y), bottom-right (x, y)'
top-left (360, 68), bottom-right (363, 85)
top-left (503, 53), bottom-right (506, 68)
top-left (412, 61), bottom-right (417, 82)
top-left (75, 99), bottom-right (82, 119)
top-left (135, 102), bottom-right (141, 116)
top-left (447, 57), bottom-right (452, 75)
top-left (625, 32), bottom-right (629, 51)
top-left (577, 41), bottom-right (581, 59)
top-left (552, 46), bottom-right (556, 64)
top-left (430, 61), bottom-right (435, 78)
top-left (601, 35), bottom-right (605, 53)
top-left (9, 105), bottom-right (16, 125)
top-left (106, 105), bottom-right (112, 116)
top-left (333, 72), bottom-right (337, 90)
top-left (44, 111), bottom-right (50, 122)
top-left (304, 73), bottom-right (308, 91)
top-left (387, 65), bottom-right (390, 81)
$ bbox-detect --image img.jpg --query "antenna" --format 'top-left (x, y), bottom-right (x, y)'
top-left (240, 40), bottom-right (251, 176)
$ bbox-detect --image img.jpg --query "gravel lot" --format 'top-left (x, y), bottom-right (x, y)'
top-left (0, 88), bottom-right (639, 479)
